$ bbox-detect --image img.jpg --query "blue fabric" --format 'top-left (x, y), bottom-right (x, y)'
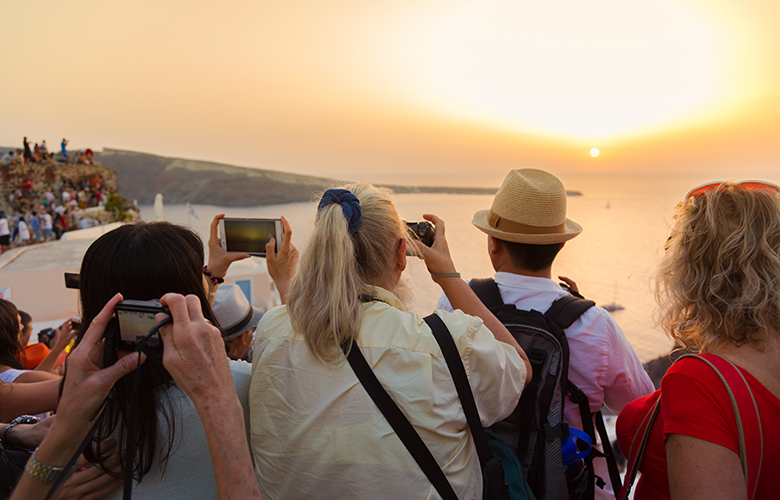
top-left (317, 188), bottom-right (362, 235)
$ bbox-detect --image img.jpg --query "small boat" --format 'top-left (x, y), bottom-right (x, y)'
top-left (602, 281), bottom-right (624, 312)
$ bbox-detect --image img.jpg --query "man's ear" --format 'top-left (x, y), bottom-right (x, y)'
top-left (489, 236), bottom-right (503, 255)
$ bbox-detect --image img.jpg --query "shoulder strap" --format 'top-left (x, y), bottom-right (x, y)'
top-left (679, 354), bottom-right (763, 500)
top-left (424, 313), bottom-right (508, 500)
top-left (469, 278), bottom-right (505, 309)
top-left (343, 341), bottom-right (458, 500)
top-left (594, 410), bottom-right (623, 497)
top-left (618, 390), bottom-right (661, 500)
top-left (544, 295), bottom-right (595, 330)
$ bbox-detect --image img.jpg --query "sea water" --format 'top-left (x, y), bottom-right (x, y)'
top-left (139, 171), bottom-right (780, 363)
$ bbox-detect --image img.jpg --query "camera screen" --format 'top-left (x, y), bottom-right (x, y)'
top-left (117, 309), bottom-right (161, 348)
top-left (223, 219), bottom-right (277, 255)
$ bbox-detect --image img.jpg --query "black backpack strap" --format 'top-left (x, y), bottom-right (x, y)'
top-left (343, 341), bottom-right (458, 500)
top-left (469, 278), bottom-right (505, 309)
top-left (595, 410), bottom-right (623, 497)
top-left (567, 380), bottom-right (596, 442)
top-left (544, 295), bottom-right (595, 330)
top-left (424, 313), bottom-right (508, 500)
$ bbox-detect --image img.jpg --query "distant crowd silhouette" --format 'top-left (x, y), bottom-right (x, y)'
top-left (2, 137), bottom-right (94, 168)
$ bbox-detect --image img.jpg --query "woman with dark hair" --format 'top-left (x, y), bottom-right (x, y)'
top-left (75, 221), bottom-right (253, 499)
top-left (0, 300), bottom-right (59, 384)
top-left (251, 183), bottom-right (531, 499)
top-left (617, 181), bottom-right (780, 499)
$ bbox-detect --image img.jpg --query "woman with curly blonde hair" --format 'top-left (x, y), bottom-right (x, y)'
top-left (617, 181), bottom-right (780, 500)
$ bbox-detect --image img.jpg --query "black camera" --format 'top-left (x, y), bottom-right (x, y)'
top-left (105, 299), bottom-right (171, 353)
top-left (37, 328), bottom-right (56, 347)
top-left (405, 221), bottom-right (436, 247)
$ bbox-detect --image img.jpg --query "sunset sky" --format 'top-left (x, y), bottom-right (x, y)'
top-left (2, 0), bottom-right (779, 186)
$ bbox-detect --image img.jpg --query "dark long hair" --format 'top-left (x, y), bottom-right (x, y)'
top-left (78, 222), bottom-right (217, 480)
top-left (0, 299), bottom-right (23, 370)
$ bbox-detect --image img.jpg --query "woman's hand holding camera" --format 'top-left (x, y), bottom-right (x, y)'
top-left (266, 216), bottom-right (299, 304)
top-left (409, 214), bottom-right (459, 284)
top-left (208, 214), bottom-right (251, 282)
top-left (410, 215), bottom-right (531, 384)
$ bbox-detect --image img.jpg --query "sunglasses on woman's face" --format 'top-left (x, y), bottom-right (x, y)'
top-left (685, 180), bottom-right (780, 200)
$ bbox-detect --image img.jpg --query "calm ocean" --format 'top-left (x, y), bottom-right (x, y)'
top-left (139, 170), bottom-right (780, 363)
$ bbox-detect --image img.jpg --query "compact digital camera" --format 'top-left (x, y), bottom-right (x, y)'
top-left (405, 221), bottom-right (436, 247)
top-left (104, 299), bottom-right (171, 353)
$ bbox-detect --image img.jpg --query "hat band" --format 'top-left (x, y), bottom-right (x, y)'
top-left (223, 306), bottom-right (255, 338)
top-left (488, 209), bottom-right (566, 235)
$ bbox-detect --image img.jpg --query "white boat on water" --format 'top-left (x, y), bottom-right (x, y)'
top-left (602, 281), bottom-right (625, 312)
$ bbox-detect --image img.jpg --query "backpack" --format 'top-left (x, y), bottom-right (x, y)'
top-left (469, 278), bottom-right (621, 500)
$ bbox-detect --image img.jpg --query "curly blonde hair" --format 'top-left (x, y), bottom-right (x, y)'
top-left (656, 182), bottom-right (780, 351)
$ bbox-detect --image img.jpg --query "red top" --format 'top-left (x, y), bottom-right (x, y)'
top-left (617, 357), bottom-right (780, 500)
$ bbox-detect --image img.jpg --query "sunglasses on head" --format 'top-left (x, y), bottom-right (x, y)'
top-left (685, 180), bottom-right (780, 200)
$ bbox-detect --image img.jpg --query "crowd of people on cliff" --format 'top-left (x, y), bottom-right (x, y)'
top-left (1, 138), bottom-right (94, 167)
top-left (0, 169), bottom-right (777, 500)
top-left (1, 167), bottom-right (115, 252)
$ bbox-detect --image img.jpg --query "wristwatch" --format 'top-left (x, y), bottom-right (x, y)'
top-left (1, 415), bottom-right (41, 450)
top-left (25, 453), bottom-right (75, 483)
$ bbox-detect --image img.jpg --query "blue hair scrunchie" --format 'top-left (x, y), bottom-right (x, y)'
top-left (317, 188), bottom-right (362, 235)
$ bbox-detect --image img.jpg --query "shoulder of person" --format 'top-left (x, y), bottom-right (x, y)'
top-left (257, 305), bottom-right (288, 328)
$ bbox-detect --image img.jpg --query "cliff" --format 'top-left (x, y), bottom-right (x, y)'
top-left (96, 149), bottom-right (499, 206)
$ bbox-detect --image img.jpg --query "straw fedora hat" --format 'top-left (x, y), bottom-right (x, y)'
top-left (212, 284), bottom-right (263, 339)
top-left (472, 169), bottom-right (582, 245)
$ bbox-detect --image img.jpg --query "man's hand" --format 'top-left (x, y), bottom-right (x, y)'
top-left (4, 416), bottom-right (54, 450)
top-left (558, 276), bottom-right (580, 295)
top-left (207, 214), bottom-right (250, 279)
top-left (265, 216), bottom-right (298, 304)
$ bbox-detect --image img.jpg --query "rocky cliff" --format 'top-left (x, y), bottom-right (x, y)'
top-left (96, 148), bottom-right (498, 206)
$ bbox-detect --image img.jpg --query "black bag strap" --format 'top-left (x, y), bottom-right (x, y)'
top-left (424, 313), bottom-right (508, 500)
top-left (469, 278), bottom-right (505, 309)
top-left (595, 410), bottom-right (623, 497)
top-left (342, 341), bottom-right (458, 500)
top-left (544, 295), bottom-right (595, 331)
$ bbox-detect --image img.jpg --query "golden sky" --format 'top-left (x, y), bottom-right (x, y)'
top-left (2, 0), bottom-right (778, 186)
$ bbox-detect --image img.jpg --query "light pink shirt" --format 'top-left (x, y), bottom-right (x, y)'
top-left (438, 272), bottom-right (654, 498)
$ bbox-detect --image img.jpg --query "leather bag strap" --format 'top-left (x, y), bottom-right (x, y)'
top-left (680, 353), bottom-right (763, 500)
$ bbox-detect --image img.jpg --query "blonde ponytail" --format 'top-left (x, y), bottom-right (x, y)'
top-left (287, 183), bottom-right (406, 362)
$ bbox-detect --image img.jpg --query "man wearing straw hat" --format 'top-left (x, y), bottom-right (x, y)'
top-left (437, 168), bottom-right (653, 499)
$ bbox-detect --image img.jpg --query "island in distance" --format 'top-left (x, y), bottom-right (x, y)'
top-left (96, 149), bottom-right (512, 207)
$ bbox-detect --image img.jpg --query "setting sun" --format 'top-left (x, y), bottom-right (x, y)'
top-left (590, 148), bottom-right (600, 157)
top-left (389, 0), bottom-right (747, 140)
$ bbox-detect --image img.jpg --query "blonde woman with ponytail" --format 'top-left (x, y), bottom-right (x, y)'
top-left (250, 183), bottom-right (530, 500)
